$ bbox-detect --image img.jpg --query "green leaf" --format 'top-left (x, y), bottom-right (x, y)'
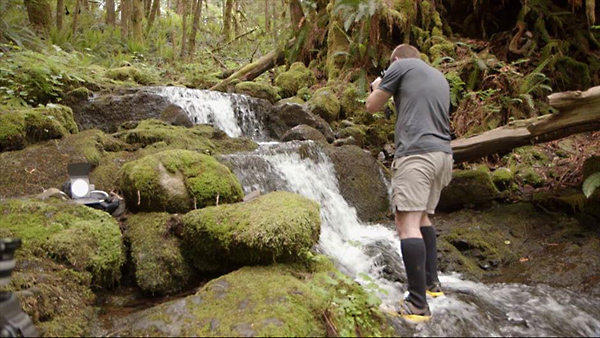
top-left (583, 172), bottom-right (600, 198)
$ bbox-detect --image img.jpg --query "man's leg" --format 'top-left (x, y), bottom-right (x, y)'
top-left (420, 214), bottom-right (441, 293)
top-left (396, 210), bottom-right (428, 311)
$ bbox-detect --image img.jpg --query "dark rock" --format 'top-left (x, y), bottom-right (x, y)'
top-left (324, 145), bottom-right (390, 222)
top-left (160, 104), bottom-right (194, 127)
top-left (268, 102), bottom-right (334, 143)
top-left (332, 136), bottom-right (359, 147)
top-left (438, 168), bottom-right (500, 211)
top-left (281, 124), bottom-right (327, 143)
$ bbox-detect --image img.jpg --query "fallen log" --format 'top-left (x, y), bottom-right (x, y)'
top-left (451, 86), bottom-right (600, 163)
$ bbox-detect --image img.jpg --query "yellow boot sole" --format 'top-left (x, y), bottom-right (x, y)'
top-left (427, 290), bottom-right (445, 298)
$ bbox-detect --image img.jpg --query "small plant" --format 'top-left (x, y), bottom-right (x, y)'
top-left (583, 172), bottom-right (600, 198)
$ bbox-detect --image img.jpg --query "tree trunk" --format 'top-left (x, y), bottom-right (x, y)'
top-left (290, 0), bottom-right (303, 32)
top-left (223, 0), bottom-right (233, 41)
top-left (265, 0), bottom-right (270, 33)
top-left (147, 0), bottom-right (160, 31)
top-left (72, 0), bottom-right (81, 35)
top-left (179, 0), bottom-right (189, 58)
top-left (451, 86), bottom-right (600, 163)
top-left (121, 0), bottom-right (130, 38)
top-left (24, 0), bottom-right (52, 34)
top-left (132, 0), bottom-right (144, 42)
top-left (106, 0), bottom-right (116, 26)
top-left (272, 0), bottom-right (277, 40)
top-left (143, 0), bottom-right (151, 18)
top-left (187, 0), bottom-right (203, 59)
top-left (56, 0), bottom-right (64, 30)
top-left (81, 0), bottom-right (88, 10)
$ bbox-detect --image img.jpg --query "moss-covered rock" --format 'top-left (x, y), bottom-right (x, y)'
top-left (275, 62), bottom-right (316, 98)
top-left (324, 145), bottom-right (390, 222)
top-left (268, 102), bottom-right (335, 142)
top-left (182, 191), bottom-right (321, 272)
top-left (491, 167), bottom-right (514, 191)
top-left (340, 83), bottom-right (366, 119)
top-left (235, 81), bottom-right (281, 103)
top-left (104, 66), bottom-right (156, 85)
top-left (100, 260), bottom-right (393, 337)
top-left (113, 119), bottom-right (258, 155)
top-left (336, 126), bottom-right (367, 147)
top-left (518, 168), bottom-right (545, 187)
top-left (0, 104), bottom-right (78, 152)
top-left (119, 149), bottom-right (244, 213)
top-left (307, 87), bottom-right (341, 123)
top-left (125, 213), bottom-right (195, 295)
top-left (438, 169), bottom-right (500, 211)
top-left (281, 124), bottom-right (328, 143)
top-left (0, 199), bottom-right (125, 336)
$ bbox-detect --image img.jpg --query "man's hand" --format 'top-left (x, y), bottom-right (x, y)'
top-left (370, 77), bottom-right (383, 92)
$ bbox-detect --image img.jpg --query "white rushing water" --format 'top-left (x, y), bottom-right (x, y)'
top-left (163, 88), bottom-right (600, 336)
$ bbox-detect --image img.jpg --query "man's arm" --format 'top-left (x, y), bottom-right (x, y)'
top-left (366, 78), bottom-right (392, 113)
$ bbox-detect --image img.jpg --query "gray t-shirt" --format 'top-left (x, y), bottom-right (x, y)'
top-left (378, 58), bottom-right (452, 158)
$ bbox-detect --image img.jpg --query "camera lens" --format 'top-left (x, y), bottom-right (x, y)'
top-left (0, 238), bottom-right (21, 288)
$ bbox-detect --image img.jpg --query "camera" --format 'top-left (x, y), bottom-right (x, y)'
top-left (0, 238), bottom-right (38, 337)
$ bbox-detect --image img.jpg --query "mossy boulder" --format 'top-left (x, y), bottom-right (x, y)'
top-left (0, 104), bottom-right (78, 152)
top-left (181, 191), bottom-right (321, 272)
top-left (324, 145), bottom-right (390, 222)
top-left (0, 129), bottom-right (129, 199)
top-left (275, 62), bottom-right (316, 98)
top-left (104, 66), bottom-right (156, 85)
top-left (307, 87), bottom-right (341, 123)
top-left (99, 260), bottom-right (393, 337)
top-left (0, 198), bottom-right (125, 287)
top-left (119, 149), bottom-right (244, 213)
top-left (491, 167), bottom-right (514, 191)
top-left (235, 81), bottom-right (281, 103)
top-left (125, 213), bottom-right (195, 295)
top-left (336, 126), bottom-right (367, 147)
top-left (340, 83), bottom-right (365, 119)
top-left (268, 102), bottom-right (335, 142)
top-left (438, 169), bottom-right (500, 211)
top-left (113, 119), bottom-right (258, 155)
top-left (281, 124), bottom-right (328, 143)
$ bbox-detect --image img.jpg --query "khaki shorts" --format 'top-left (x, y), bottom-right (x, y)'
top-left (391, 152), bottom-right (453, 214)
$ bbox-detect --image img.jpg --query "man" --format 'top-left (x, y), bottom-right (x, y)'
top-left (366, 44), bottom-right (453, 321)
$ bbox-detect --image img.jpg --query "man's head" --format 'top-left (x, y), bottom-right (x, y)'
top-left (390, 44), bottom-right (420, 62)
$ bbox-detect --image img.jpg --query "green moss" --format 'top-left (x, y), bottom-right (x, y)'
top-left (275, 62), bottom-right (316, 98)
top-left (429, 41), bottom-right (456, 61)
top-left (337, 126), bottom-right (367, 147)
top-left (0, 104), bottom-right (78, 152)
top-left (119, 149), bottom-right (243, 213)
top-left (307, 87), bottom-right (340, 123)
top-left (491, 168), bottom-right (514, 191)
top-left (234, 81), bottom-right (281, 103)
top-left (115, 260), bottom-right (393, 337)
top-left (114, 119), bottom-right (258, 155)
top-left (104, 66), bottom-right (156, 85)
top-left (553, 56), bottom-right (591, 91)
top-left (182, 191), bottom-right (321, 272)
top-left (438, 169), bottom-right (499, 210)
top-left (518, 168), bottom-right (545, 187)
top-left (65, 86), bottom-right (91, 100)
top-left (0, 198), bottom-right (125, 288)
top-left (340, 84), bottom-right (365, 119)
top-left (125, 213), bottom-right (195, 295)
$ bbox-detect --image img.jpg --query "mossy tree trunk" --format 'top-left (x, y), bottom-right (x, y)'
top-left (290, 0), bottom-right (303, 32)
top-left (132, 0), bottom-right (144, 42)
top-left (106, 0), bottom-right (116, 26)
top-left (186, 0), bottom-right (203, 59)
top-left (179, 0), bottom-right (189, 58)
top-left (264, 0), bottom-right (270, 33)
top-left (121, 0), bottom-right (131, 38)
top-left (223, 0), bottom-right (233, 41)
top-left (24, 0), bottom-right (52, 34)
top-left (72, 0), bottom-right (81, 35)
top-left (147, 0), bottom-right (160, 31)
top-left (56, 0), bottom-right (64, 30)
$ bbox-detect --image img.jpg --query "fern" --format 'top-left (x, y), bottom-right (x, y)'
top-left (583, 172), bottom-right (600, 198)
top-left (333, 0), bottom-right (378, 31)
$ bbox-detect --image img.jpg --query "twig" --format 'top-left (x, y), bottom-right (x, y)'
top-left (204, 47), bottom-right (227, 69)
top-left (216, 192), bottom-right (220, 207)
top-left (194, 196), bottom-right (197, 210)
top-left (137, 190), bottom-right (141, 206)
top-left (211, 28), bottom-right (257, 53)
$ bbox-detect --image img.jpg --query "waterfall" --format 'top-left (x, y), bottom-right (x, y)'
top-left (153, 87), bottom-right (268, 140)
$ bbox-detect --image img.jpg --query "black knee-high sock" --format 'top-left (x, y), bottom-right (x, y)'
top-left (420, 226), bottom-right (440, 287)
top-left (401, 238), bottom-right (427, 309)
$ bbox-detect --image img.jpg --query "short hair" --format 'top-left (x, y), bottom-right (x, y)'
top-left (391, 44), bottom-right (420, 61)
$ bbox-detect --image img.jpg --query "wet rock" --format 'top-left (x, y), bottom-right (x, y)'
top-left (267, 102), bottom-right (334, 142)
top-left (307, 87), bottom-right (340, 123)
top-left (125, 213), bottom-right (195, 295)
top-left (119, 149), bottom-right (243, 213)
top-left (235, 81), bottom-right (281, 104)
top-left (101, 261), bottom-right (392, 337)
top-left (243, 190), bottom-right (261, 202)
top-left (181, 191), bottom-right (320, 272)
top-left (281, 124), bottom-right (327, 143)
top-left (332, 136), bottom-right (359, 147)
top-left (64, 88), bottom-right (192, 133)
top-left (324, 145), bottom-right (390, 222)
top-left (275, 62), bottom-right (316, 98)
top-left (335, 125), bottom-right (366, 147)
top-left (438, 168), bottom-right (500, 211)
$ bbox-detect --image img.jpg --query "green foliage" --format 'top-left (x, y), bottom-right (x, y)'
top-left (583, 172), bottom-right (600, 198)
top-left (333, 0), bottom-right (378, 31)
